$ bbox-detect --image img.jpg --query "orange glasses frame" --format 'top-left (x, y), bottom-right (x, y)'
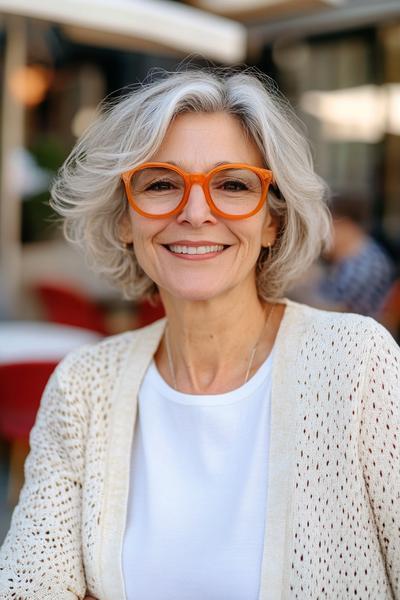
top-left (121, 162), bottom-right (275, 220)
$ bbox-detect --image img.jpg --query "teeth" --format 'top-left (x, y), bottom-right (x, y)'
top-left (168, 244), bottom-right (225, 255)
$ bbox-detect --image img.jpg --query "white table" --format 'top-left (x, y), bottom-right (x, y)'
top-left (0, 321), bottom-right (102, 364)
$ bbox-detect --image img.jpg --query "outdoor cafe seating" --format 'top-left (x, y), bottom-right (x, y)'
top-left (0, 320), bottom-right (102, 505)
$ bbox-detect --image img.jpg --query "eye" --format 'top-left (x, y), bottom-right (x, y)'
top-left (219, 178), bottom-right (249, 192)
top-left (145, 179), bottom-right (177, 192)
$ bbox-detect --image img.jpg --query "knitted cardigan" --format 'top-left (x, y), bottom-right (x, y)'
top-left (0, 299), bottom-right (399, 600)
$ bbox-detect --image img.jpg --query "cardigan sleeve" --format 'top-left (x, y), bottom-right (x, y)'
top-left (359, 321), bottom-right (400, 598)
top-left (0, 360), bottom-right (88, 599)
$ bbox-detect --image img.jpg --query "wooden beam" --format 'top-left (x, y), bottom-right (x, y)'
top-left (0, 16), bottom-right (26, 318)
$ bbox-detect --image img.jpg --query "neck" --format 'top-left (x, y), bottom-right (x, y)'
top-left (157, 284), bottom-right (279, 394)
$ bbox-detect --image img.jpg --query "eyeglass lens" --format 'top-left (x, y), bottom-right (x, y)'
top-left (129, 166), bottom-right (263, 216)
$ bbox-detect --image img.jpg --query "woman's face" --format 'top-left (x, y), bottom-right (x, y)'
top-left (120, 111), bottom-right (277, 303)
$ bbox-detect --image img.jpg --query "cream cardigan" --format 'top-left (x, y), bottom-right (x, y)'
top-left (0, 299), bottom-right (399, 600)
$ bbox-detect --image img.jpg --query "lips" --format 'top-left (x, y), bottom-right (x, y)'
top-left (167, 244), bottom-right (225, 255)
top-left (161, 240), bottom-right (230, 256)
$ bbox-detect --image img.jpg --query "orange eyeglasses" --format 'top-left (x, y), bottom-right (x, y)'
top-left (121, 162), bottom-right (275, 220)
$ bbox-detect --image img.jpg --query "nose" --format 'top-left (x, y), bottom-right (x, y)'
top-left (176, 182), bottom-right (218, 227)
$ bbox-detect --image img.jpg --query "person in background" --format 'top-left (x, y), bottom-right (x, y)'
top-left (317, 195), bottom-right (396, 317)
top-left (0, 68), bottom-right (398, 600)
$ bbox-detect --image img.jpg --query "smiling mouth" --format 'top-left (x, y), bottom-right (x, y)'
top-left (162, 244), bottom-right (230, 256)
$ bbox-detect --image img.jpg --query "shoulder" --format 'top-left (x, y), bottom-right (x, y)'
top-left (54, 317), bottom-right (167, 388)
top-left (283, 298), bottom-right (398, 356)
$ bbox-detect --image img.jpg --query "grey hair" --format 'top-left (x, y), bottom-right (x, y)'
top-left (50, 66), bottom-right (331, 301)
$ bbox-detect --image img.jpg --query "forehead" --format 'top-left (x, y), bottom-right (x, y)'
top-left (152, 111), bottom-right (264, 169)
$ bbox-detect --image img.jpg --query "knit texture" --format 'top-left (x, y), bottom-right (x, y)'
top-left (0, 300), bottom-right (398, 600)
top-left (288, 312), bottom-right (399, 598)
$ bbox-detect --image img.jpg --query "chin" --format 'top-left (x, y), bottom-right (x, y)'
top-left (160, 279), bottom-right (229, 304)
top-left (169, 289), bottom-right (223, 303)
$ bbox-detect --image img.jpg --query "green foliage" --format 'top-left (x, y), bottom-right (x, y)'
top-left (22, 136), bottom-right (67, 243)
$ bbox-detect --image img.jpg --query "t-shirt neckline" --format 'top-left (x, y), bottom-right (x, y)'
top-left (146, 346), bottom-right (275, 406)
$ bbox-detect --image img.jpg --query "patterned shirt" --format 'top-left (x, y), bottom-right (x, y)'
top-left (318, 238), bottom-right (395, 316)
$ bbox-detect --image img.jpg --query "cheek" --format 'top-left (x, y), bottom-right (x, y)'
top-left (130, 218), bottom-right (167, 272)
top-left (132, 231), bottom-right (155, 266)
top-left (235, 223), bottom-right (264, 255)
top-left (130, 214), bottom-right (159, 247)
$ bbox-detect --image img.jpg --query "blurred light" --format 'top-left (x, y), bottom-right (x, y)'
top-left (300, 84), bottom-right (400, 142)
top-left (71, 107), bottom-right (98, 138)
top-left (8, 64), bottom-right (53, 107)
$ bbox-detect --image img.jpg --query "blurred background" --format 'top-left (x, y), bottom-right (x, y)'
top-left (0, 0), bottom-right (399, 540)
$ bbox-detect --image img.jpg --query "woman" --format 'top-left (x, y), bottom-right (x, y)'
top-left (0, 67), bottom-right (399, 600)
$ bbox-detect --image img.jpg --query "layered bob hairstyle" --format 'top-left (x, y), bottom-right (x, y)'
top-left (51, 66), bottom-right (331, 301)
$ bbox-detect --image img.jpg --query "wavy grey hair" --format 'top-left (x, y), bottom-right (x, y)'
top-left (50, 66), bottom-right (331, 301)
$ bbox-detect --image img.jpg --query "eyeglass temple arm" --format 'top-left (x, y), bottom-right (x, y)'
top-left (266, 171), bottom-right (282, 199)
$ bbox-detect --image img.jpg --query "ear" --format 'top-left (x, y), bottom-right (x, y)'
top-left (118, 211), bottom-right (134, 244)
top-left (261, 209), bottom-right (278, 248)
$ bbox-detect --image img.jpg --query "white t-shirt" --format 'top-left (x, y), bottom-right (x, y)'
top-left (122, 349), bottom-right (274, 600)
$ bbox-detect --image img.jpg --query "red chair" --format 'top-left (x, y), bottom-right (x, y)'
top-left (0, 361), bottom-right (58, 504)
top-left (35, 281), bottom-right (108, 335)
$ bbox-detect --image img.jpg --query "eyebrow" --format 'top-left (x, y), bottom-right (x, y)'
top-left (165, 160), bottom-right (234, 169)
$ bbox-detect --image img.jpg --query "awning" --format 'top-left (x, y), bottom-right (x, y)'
top-left (189, 0), bottom-right (346, 20)
top-left (0, 0), bottom-right (247, 64)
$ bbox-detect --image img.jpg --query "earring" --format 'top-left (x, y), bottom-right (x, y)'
top-left (265, 241), bottom-right (274, 262)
